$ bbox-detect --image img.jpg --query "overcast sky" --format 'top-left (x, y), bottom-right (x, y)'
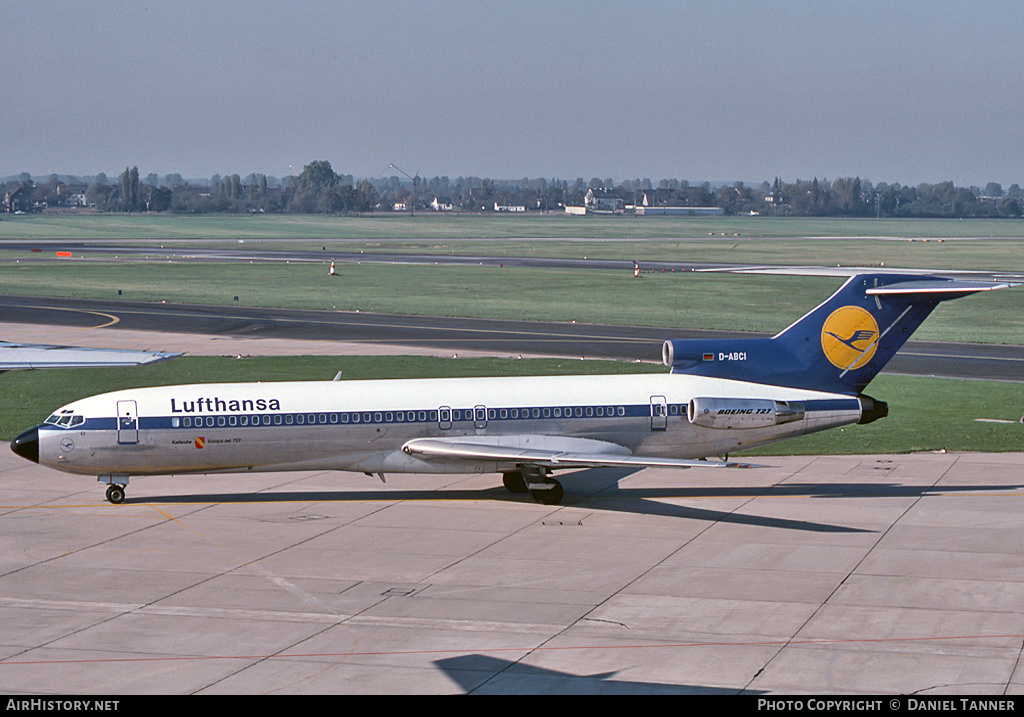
top-left (5, 0), bottom-right (1021, 186)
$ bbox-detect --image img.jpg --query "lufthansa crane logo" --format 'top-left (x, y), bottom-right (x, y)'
top-left (821, 306), bottom-right (879, 370)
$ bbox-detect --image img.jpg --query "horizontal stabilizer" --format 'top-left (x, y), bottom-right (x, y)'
top-left (866, 278), bottom-right (1021, 298)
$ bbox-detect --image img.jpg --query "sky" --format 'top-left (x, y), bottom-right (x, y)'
top-left (5, 0), bottom-right (1022, 187)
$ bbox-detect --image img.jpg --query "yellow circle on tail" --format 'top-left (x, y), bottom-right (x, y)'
top-left (821, 306), bottom-right (879, 370)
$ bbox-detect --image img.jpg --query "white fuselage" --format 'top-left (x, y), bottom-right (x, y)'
top-left (34, 372), bottom-right (864, 480)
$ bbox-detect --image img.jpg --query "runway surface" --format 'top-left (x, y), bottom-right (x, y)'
top-left (0, 294), bottom-right (1021, 381)
top-left (2, 448), bottom-right (1023, 694)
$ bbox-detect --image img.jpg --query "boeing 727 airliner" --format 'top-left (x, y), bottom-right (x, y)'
top-left (9, 274), bottom-right (1018, 505)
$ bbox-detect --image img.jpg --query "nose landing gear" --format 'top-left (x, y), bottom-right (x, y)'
top-left (99, 475), bottom-right (129, 504)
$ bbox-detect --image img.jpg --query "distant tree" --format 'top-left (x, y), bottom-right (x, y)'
top-left (130, 167), bottom-right (139, 209)
top-left (121, 167), bottom-right (130, 211)
top-left (984, 182), bottom-right (1004, 198)
top-left (999, 196), bottom-right (1022, 217)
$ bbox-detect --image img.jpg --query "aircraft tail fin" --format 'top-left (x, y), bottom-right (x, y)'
top-left (663, 274), bottom-right (1018, 394)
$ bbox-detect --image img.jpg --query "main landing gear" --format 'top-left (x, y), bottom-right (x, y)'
top-left (99, 475), bottom-right (128, 504)
top-left (503, 468), bottom-right (563, 505)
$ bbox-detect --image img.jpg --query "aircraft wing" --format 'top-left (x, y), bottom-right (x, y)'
top-left (402, 436), bottom-right (756, 470)
top-left (0, 341), bottom-right (180, 371)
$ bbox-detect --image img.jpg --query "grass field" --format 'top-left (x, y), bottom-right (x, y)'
top-left (2, 356), bottom-right (1020, 453)
top-left (2, 211), bottom-right (1024, 241)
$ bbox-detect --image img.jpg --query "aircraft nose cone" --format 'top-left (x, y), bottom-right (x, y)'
top-left (10, 427), bottom-right (39, 464)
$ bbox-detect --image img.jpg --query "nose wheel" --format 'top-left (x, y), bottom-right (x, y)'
top-left (99, 475), bottom-right (128, 504)
top-left (105, 484), bottom-right (126, 504)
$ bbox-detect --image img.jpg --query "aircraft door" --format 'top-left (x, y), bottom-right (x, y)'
top-left (650, 395), bottom-right (668, 431)
top-left (117, 400), bottom-right (139, 444)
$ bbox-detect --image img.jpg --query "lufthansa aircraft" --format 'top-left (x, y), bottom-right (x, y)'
top-left (9, 273), bottom-right (1018, 505)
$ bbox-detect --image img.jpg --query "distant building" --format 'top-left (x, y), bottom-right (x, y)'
top-left (494, 203), bottom-right (525, 212)
top-left (585, 189), bottom-right (625, 213)
top-left (3, 186), bottom-right (31, 213)
top-left (431, 197), bottom-right (454, 211)
top-left (634, 205), bottom-right (723, 216)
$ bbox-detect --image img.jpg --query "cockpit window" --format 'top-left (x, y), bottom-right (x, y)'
top-left (45, 412), bottom-right (83, 428)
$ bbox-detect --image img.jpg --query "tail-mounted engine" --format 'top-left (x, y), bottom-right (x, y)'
top-left (688, 397), bottom-right (805, 430)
